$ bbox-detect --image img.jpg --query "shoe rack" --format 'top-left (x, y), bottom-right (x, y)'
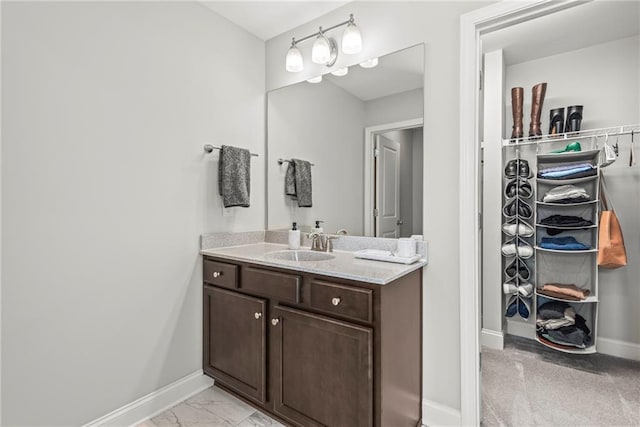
top-left (501, 150), bottom-right (535, 323)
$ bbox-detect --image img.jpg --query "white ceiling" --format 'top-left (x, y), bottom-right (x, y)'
top-left (482, 1), bottom-right (640, 65)
top-left (200, 1), bottom-right (350, 41)
top-left (326, 45), bottom-right (424, 101)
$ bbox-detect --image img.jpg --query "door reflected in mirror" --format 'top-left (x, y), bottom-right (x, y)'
top-left (267, 44), bottom-right (424, 237)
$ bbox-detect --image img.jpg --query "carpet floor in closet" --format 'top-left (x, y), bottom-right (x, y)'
top-left (482, 335), bottom-right (640, 426)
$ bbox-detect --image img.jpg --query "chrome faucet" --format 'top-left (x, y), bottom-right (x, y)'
top-left (307, 231), bottom-right (325, 251)
top-left (325, 229), bottom-right (348, 253)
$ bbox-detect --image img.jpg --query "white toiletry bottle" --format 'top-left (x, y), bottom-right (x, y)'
top-left (289, 222), bottom-right (300, 250)
top-left (313, 220), bottom-right (324, 233)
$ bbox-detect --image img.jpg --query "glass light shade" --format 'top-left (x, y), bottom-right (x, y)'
top-left (331, 67), bottom-right (349, 77)
top-left (342, 22), bottom-right (362, 54)
top-left (312, 34), bottom-right (331, 64)
top-left (286, 45), bottom-right (304, 72)
top-left (307, 76), bottom-right (323, 83)
top-left (359, 57), bottom-right (379, 68)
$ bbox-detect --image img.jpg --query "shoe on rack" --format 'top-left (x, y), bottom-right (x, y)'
top-left (529, 83), bottom-right (547, 137)
top-left (505, 178), bottom-right (533, 199)
top-left (503, 198), bottom-right (533, 219)
top-left (564, 105), bottom-right (583, 133)
top-left (503, 282), bottom-right (518, 295)
top-left (551, 141), bottom-right (582, 154)
top-left (518, 297), bottom-right (531, 319)
top-left (517, 282), bottom-right (534, 297)
top-left (502, 220), bottom-right (534, 237)
top-left (505, 295), bottom-right (518, 317)
top-left (504, 159), bottom-right (531, 178)
top-left (501, 237), bottom-right (534, 258)
top-left (511, 87), bottom-right (524, 140)
top-left (549, 107), bottom-right (565, 135)
top-left (504, 258), bottom-right (531, 280)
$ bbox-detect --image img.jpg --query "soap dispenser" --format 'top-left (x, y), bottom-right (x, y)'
top-left (289, 222), bottom-right (300, 250)
top-left (313, 220), bottom-right (324, 233)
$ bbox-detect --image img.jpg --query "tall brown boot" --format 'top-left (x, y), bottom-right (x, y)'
top-left (511, 87), bottom-right (524, 140)
top-left (529, 82), bottom-right (547, 137)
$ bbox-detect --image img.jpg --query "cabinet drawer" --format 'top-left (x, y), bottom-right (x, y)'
top-left (242, 267), bottom-right (301, 303)
top-left (203, 259), bottom-right (238, 289)
top-left (310, 280), bottom-right (373, 323)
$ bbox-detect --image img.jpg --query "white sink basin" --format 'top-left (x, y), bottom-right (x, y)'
top-left (265, 250), bottom-right (335, 262)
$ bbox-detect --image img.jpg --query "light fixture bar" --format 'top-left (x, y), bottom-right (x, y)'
top-left (291, 15), bottom-right (355, 46)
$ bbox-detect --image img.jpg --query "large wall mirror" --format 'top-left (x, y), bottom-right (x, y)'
top-left (267, 44), bottom-right (424, 237)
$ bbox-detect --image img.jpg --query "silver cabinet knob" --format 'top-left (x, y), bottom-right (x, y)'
top-left (212, 271), bottom-right (222, 278)
top-left (332, 297), bottom-right (341, 306)
top-left (271, 318), bottom-right (279, 326)
top-left (254, 312), bottom-right (262, 319)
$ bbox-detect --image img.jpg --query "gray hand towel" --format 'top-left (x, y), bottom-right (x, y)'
top-left (285, 162), bottom-right (297, 198)
top-left (292, 159), bottom-right (312, 207)
top-left (218, 145), bottom-right (251, 208)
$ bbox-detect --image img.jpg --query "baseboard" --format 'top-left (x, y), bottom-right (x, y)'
top-left (83, 370), bottom-right (214, 427)
top-left (422, 398), bottom-right (461, 426)
top-left (481, 328), bottom-right (504, 350)
top-left (597, 337), bottom-right (640, 361)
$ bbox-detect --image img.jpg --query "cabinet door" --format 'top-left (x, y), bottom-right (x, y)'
top-left (203, 286), bottom-right (266, 403)
top-left (271, 305), bottom-right (373, 427)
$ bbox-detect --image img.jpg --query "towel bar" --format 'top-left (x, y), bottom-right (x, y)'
top-left (278, 158), bottom-right (315, 166)
top-left (204, 144), bottom-right (259, 157)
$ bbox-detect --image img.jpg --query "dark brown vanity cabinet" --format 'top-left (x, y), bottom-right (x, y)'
top-left (203, 256), bottom-right (422, 427)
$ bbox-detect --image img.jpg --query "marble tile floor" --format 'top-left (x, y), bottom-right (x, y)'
top-left (482, 335), bottom-right (640, 426)
top-left (137, 386), bottom-right (283, 427)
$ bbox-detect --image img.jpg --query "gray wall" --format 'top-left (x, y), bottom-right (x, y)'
top-left (503, 35), bottom-right (640, 347)
top-left (266, 1), bottom-right (492, 417)
top-left (1, 2), bottom-right (265, 425)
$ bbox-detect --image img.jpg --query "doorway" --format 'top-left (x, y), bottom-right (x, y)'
top-left (363, 118), bottom-right (423, 237)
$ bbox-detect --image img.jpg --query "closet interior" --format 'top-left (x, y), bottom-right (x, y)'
top-left (481, 1), bottom-right (640, 357)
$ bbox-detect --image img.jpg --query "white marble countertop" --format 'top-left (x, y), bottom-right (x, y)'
top-left (200, 242), bottom-right (426, 285)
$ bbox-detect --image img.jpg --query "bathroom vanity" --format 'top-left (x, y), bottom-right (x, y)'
top-left (201, 242), bottom-right (424, 427)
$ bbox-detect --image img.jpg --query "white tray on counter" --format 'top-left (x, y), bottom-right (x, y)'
top-left (354, 249), bottom-right (421, 264)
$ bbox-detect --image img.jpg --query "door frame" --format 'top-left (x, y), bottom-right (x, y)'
top-left (459, 1), bottom-right (588, 425)
top-left (363, 118), bottom-right (423, 237)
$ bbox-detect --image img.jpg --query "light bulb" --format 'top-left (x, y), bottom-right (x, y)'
top-left (286, 42), bottom-right (303, 72)
top-left (331, 67), bottom-right (349, 77)
top-left (359, 57), bottom-right (378, 68)
top-left (342, 19), bottom-right (362, 54)
top-left (307, 76), bottom-right (322, 83)
top-left (312, 30), bottom-right (331, 64)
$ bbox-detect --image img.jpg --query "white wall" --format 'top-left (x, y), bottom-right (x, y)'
top-left (266, 1), bottom-right (492, 418)
top-left (1, 2), bottom-right (265, 425)
top-left (364, 88), bottom-right (423, 127)
top-left (503, 35), bottom-right (640, 349)
top-left (267, 80), bottom-right (365, 234)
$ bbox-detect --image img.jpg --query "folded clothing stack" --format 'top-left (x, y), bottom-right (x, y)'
top-left (536, 301), bottom-right (592, 349)
top-left (539, 215), bottom-right (594, 235)
top-left (539, 236), bottom-right (590, 250)
top-left (538, 162), bottom-right (597, 180)
top-left (542, 184), bottom-right (591, 204)
top-left (537, 283), bottom-right (590, 301)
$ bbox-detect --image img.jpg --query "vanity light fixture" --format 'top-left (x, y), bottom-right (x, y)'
top-left (359, 57), bottom-right (379, 68)
top-left (285, 14), bottom-right (363, 72)
top-left (331, 67), bottom-right (349, 77)
top-left (307, 75), bottom-right (323, 83)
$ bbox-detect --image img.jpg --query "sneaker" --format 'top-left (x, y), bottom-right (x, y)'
top-left (503, 198), bottom-right (533, 219)
top-left (505, 178), bottom-right (533, 199)
top-left (503, 282), bottom-right (518, 295)
top-left (504, 258), bottom-right (530, 280)
top-left (517, 282), bottom-right (534, 297)
top-left (501, 238), bottom-right (534, 258)
top-left (505, 295), bottom-right (518, 317)
top-left (518, 297), bottom-right (531, 319)
top-left (502, 221), bottom-right (534, 237)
